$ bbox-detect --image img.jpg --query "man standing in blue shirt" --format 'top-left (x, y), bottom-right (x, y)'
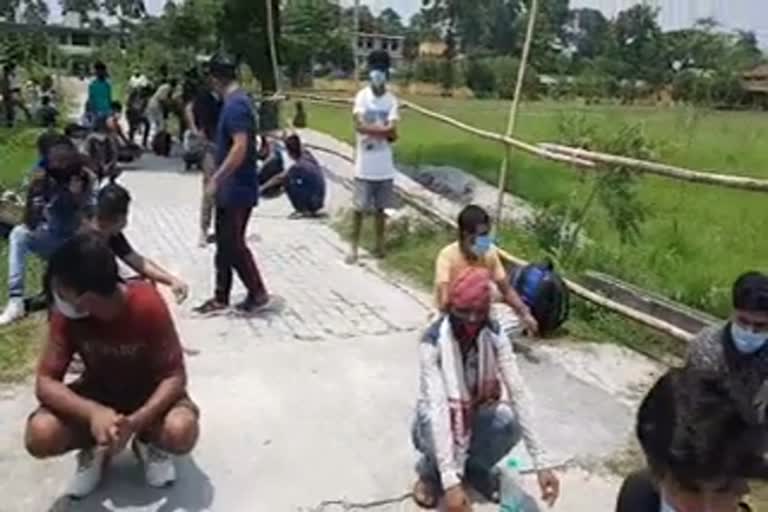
top-left (194, 54), bottom-right (269, 315)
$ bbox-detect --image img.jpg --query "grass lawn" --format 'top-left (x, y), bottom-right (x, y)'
top-left (304, 96), bottom-right (768, 320)
top-left (0, 125), bottom-right (46, 381)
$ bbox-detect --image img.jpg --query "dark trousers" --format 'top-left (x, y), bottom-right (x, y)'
top-left (214, 206), bottom-right (267, 304)
top-left (128, 115), bottom-right (150, 147)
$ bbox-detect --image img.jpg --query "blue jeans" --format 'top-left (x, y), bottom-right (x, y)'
top-left (412, 402), bottom-right (521, 489)
top-left (7, 224), bottom-right (71, 299)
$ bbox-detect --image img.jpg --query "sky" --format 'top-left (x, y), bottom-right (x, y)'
top-left (48, 0), bottom-right (768, 44)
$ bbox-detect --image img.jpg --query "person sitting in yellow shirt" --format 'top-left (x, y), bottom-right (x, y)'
top-left (434, 205), bottom-right (539, 336)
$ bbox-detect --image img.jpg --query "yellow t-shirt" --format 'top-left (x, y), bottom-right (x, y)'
top-left (434, 241), bottom-right (507, 305)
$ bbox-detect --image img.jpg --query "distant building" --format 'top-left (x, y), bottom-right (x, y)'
top-left (743, 63), bottom-right (768, 107)
top-left (418, 40), bottom-right (448, 59)
top-left (0, 20), bottom-right (122, 72)
top-left (355, 32), bottom-right (405, 70)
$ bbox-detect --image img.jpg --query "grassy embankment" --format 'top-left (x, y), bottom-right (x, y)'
top-left (308, 96), bottom-right (768, 355)
top-left (0, 125), bottom-right (46, 380)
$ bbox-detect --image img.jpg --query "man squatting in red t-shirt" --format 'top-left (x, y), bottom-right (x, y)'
top-left (23, 232), bottom-right (200, 499)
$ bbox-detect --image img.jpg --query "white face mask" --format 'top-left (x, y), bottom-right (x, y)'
top-left (53, 292), bottom-right (89, 320)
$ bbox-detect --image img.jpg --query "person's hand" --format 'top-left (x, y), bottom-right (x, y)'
top-left (522, 312), bottom-right (540, 337)
top-left (89, 406), bottom-right (121, 448)
top-left (387, 127), bottom-right (398, 143)
top-left (170, 278), bottom-right (189, 304)
top-left (69, 175), bottom-right (85, 195)
top-left (108, 415), bottom-right (136, 455)
top-left (205, 176), bottom-right (218, 198)
top-left (537, 469), bottom-right (560, 507)
top-left (443, 485), bottom-right (472, 512)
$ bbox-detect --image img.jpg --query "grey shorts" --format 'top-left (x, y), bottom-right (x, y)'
top-left (354, 178), bottom-right (394, 212)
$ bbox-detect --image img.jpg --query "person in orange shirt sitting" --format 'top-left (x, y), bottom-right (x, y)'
top-left (434, 205), bottom-right (538, 336)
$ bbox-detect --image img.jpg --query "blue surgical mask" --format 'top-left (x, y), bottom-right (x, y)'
top-left (471, 235), bottom-right (493, 257)
top-left (369, 70), bottom-right (387, 88)
top-left (731, 322), bottom-right (768, 355)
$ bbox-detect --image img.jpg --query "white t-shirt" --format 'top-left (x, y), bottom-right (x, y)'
top-left (353, 86), bottom-right (399, 181)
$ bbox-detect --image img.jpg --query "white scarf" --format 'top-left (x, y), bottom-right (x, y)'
top-left (437, 317), bottom-right (500, 467)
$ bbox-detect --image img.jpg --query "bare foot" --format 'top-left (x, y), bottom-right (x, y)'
top-left (412, 478), bottom-right (439, 509)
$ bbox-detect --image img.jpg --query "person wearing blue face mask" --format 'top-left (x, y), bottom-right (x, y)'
top-left (615, 368), bottom-right (760, 512)
top-left (686, 272), bottom-right (768, 427)
top-left (347, 49), bottom-right (399, 264)
top-left (434, 205), bottom-right (539, 336)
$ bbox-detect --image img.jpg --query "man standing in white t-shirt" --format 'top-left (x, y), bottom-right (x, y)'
top-left (347, 50), bottom-right (399, 264)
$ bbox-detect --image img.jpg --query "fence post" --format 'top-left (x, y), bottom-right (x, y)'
top-left (494, 0), bottom-right (539, 230)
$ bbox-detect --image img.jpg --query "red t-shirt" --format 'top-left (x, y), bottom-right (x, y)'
top-left (39, 281), bottom-right (185, 404)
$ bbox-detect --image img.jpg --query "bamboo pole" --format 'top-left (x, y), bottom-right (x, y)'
top-left (494, 0), bottom-right (539, 227)
top-left (540, 143), bottom-right (768, 193)
top-left (265, 0), bottom-right (281, 93)
top-left (353, 0), bottom-right (361, 89)
top-left (300, 135), bottom-right (693, 342)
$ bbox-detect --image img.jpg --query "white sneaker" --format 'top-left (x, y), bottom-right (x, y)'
top-left (132, 439), bottom-right (176, 488)
top-left (0, 298), bottom-right (25, 326)
top-left (66, 448), bottom-right (106, 498)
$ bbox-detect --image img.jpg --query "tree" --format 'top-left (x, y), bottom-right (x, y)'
top-left (282, 0), bottom-right (350, 86)
top-left (60, 0), bottom-right (146, 20)
top-left (218, 0), bottom-right (280, 93)
top-left (0, 0), bottom-right (49, 23)
top-left (612, 4), bottom-right (667, 87)
top-left (567, 8), bottom-right (609, 62)
top-left (377, 7), bottom-right (405, 35)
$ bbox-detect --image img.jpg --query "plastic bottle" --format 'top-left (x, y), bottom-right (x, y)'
top-left (499, 457), bottom-right (525, 512)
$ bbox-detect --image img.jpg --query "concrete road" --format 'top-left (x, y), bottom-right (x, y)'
top-left (0, 126), bottom-right (640, 510)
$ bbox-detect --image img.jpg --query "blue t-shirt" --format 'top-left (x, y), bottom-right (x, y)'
top-left (88, 78), bottom-right (113, 115)
top-left (215, 90), bottom-right (258, 208)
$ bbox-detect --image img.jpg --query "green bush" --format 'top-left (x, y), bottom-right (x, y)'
top-left (464, 58), bottom-right (496, 98)
top-left (491, 56), bottom-right (540, 100)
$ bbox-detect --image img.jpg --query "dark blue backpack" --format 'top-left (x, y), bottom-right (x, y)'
top-left (511, 260), bottom-right (570, 335)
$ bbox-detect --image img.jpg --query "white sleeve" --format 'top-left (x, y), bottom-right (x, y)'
top-left (495, 338), bottom-right (545, 468)
top-left (353, 90), bottom-right (365, 116)
top-left (388, 95), bottom-right (400, 123)
top-left (419, 343), bottom-right (462, 489)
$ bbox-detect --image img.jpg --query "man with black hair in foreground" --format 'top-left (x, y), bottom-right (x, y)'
top-left (196, 53), bottom-right (269, 315)
top-left (616, 367), bottom-right (763, 511)
top-left (686, 272), bottom-right (768, 426)
top-left (24, 233), bottom-right (199, 498)
top-left (93, 183), bottom-right (189, 304)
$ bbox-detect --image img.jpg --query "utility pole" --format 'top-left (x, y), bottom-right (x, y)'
top-left (353, 0), bottom-right (360, 88)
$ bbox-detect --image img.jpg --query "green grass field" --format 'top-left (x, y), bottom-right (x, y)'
top-left (0, 125), bottom-right (46, 381)
top-left (305, 97), bottom-right (768, 320)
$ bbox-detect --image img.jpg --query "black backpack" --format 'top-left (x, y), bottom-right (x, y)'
top-left (511, 260), bottom-right (570, 335)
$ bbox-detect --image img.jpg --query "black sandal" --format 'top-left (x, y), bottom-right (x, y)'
top-left (193, 298), bottom-right (228, 315)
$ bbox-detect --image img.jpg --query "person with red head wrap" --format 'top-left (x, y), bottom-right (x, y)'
top-left (410, 267), bottom-right (560, 512)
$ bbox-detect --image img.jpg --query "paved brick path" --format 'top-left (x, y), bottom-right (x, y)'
top-left (0, 133), bottom-right (637, 511)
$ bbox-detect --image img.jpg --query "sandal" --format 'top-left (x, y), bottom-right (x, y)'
top-left (193, 298), bottom-right (228, 315)
top-left (412, 478), bottom-right (439, 509)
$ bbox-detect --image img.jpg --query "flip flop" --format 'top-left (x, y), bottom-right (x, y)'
top-left (193, 298), bottom-right (228, 316)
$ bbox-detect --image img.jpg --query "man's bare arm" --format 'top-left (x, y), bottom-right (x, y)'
top-left (212, 132), bottom-right (248, 183)
top-left (128, 371), bottom-right (186, 431)
top-left (353, 114), bottom-right (395, 138)
top-left (122, 251), bottom-right (181, 288)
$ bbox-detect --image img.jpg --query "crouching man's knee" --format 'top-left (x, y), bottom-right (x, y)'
top-left (156, 406), bottom-right (199, 455)
top-left (24, 410), bottom-right (72, 459)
